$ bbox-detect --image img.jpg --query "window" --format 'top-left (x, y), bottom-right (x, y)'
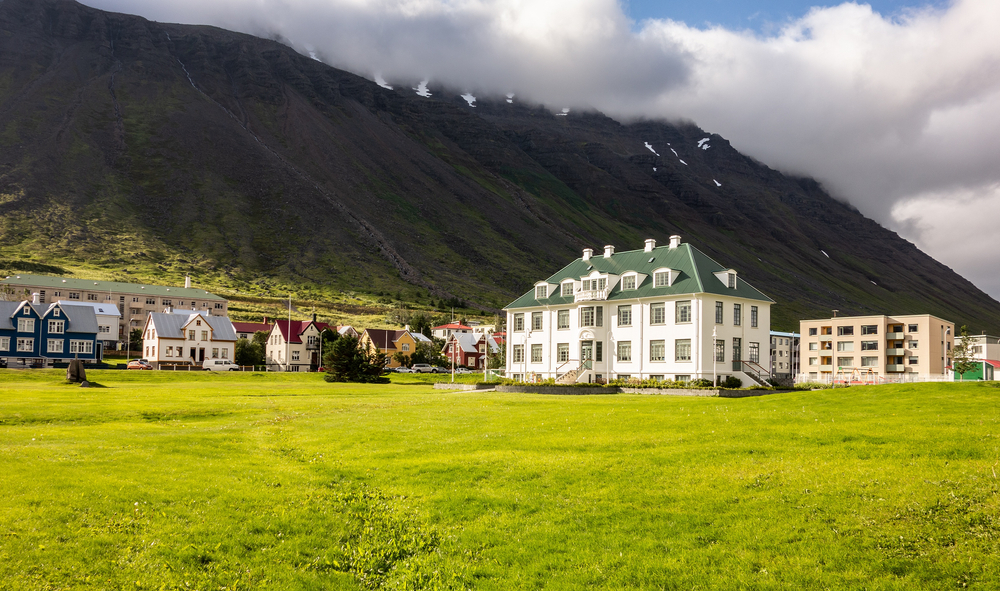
top-left (531, 344), bottom-right (543, 363)
top-left (808, 342), bottom-right (818, 351)
top-left (861, 356), bottom-right (879, 366)
top-left (728, 273), bottom-right (736, 288)
top-left (221, 348), bottom-right (228, 359)
top-left (809, 357), bottom-right (818, 366)
top-left (622, 275), bottom-right (636, 290)
top-left (654, 272), bottom-right (670, 288)
top-left (582, 278), bottom-right (607, 291)
top-left (0, 337), bottom-right (8, 351)
top-left (909, 356), bottom-right (919, 365)
top-left (215, 303), bottom-right (224, 310)
top-left (837, 357), bottom-right (854, 367)
top-left (861, 341), bottom-right (878, 351)
top-left (617, 305), bottom-right (632, 326)
top-left (162, 299), bottom-right (172, 306)
top-left (557, 343), bottom-right (569, 363)
top-left (513, 313), bottom-right (524, 332)
top-left (675, 375), bottom-right (691, 382)
top-left (561, 282), bottom-right (574, 297)
top-left (196, 320), bottom-right (202, 326)
top-left (292, 350), bottom-right (300, 361)
top-left (17, 338), bottom-right (34, 352)
top-left (201, 331), bottom-right (208, 341)
top-left (48, 320), bottom-right (64, 334)
top-left (53, 308), bottom-right (60, 317)
top-left (132, 297), bottom-right (139, 303)
top-left (733, 337), bottom-right (742, 361)
top-left (617, 341), bottom-right (631, 362)
top-left (535, 285), bottom-right (547, 299)
top-left (130, 308), bottom-right (141, 316)
top-left (675, 339), bottom-right (691, 362)
top-left (715, 301), bottom-right (723, 324)
top-left (69, 292), bottom-right (80, 300)
top-left (618, 374), bottom-right (631, 380)
top-left (751, 306), bottom-right (758, 328)
top-left (909, 340), bottom-right (918, 349)
top-left (532, 312), bottom-right (543, 331)
top-left (47, 339), bottom-right (63, 353)
top-left (512, 345), bottom-right (524, 363)
top-left (557, 310), bottom-right (570, 329)
top-left (733, 304), bottom-right (741, 326)
top-left (17, 318), bottom-right (34, 333)
top-left (401, 343), bottom-right (410, 352)
top-left (908, 324), bottom-right (918, 333)
top-left (167, 346), bottom-right (173, 356)
top-left (650, 340), bottom-right (665, 362)
top-left (69, 340), bottom-right (93, 354)
top-left (88, 293), bottom-right (98, 301)
top-left (212, 348), bottom-right (220, 359)
top-left (837, 326), bottom-right (854, 336)
top-left (749, 342), bottom-right (760, 363)
top-left (821, 326), bottom-right (833, 335)
top-left (596, 341), bottom-right (603, 362)
top-left (649, 375), bottom-right (664, 382)
top-left (650, 303), bottom-right (666, 325)
top-left (809, 328), bottom-right (817, 336)
top-left (146, 298), bottom-right (156, 305)
top-left (580, 306), bottom-right (602, 327)
top-left (188, 330), bottom-right (195, 340)
top-left (837, 342), bottom-right (855, 352)
top-left (675, 301), bottom-right (691, 323)
top-left (715, 340), bottom-right (725, 362)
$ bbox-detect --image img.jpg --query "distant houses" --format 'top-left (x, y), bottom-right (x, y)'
top-left (141, 309), bottom-right (237, 369)
top-left (360, 328), bottom-right (434, 368)
top-left (265, 317), bottom-right (334, 372)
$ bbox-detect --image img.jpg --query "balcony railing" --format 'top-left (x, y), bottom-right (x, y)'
top-left (886, 348), bottom-right (905, 356)
top-left (886, 364), bottom-right (906, 372)
top-left (574, 288), bottom-right (609, 302)
top-left (886, 332), bottom-right (904, 340)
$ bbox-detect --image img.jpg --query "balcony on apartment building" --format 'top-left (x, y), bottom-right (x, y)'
top-left (574, 288), bottom-right (610, 303)
top-left (885, 348), bottom-right (906, 356)
top-left (886, 364), bottom-right (906, 372)
top-left (886, 331), bottom-right (904, 340)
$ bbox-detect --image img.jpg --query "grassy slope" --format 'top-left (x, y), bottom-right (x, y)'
top-left (1, 372), bottom-right (999, 589)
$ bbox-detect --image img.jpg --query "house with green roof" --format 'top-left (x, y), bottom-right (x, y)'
top-left (503, 236), bottom-right (774, 385)
top-left (1, 274), bottom-right (228, 348)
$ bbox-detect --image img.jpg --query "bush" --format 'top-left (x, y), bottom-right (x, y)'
top-left (689, 378), bottom-right (714, 388)
top-left (721, 376), bottom-right (743, 389)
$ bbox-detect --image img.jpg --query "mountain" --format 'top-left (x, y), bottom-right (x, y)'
top-left (0, 0), bottom-right (998, 332)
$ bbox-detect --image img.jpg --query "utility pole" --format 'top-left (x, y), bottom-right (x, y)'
top-left (286, 296), bottom-right (291, 372)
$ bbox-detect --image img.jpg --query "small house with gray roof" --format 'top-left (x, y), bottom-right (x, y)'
top-left (503, 236), bottom-right (774, 385)
top-left (0, 296), bottom-right (101, 367)
top-left (141, 309), bottom-right (237, 368)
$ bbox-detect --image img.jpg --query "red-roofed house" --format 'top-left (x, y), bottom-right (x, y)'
top-left (265, 316), bottom-right (334, 371)
top-left (442, 333), bottom-right (502, 369)
top-left (431, 323), bottom-right (472, 340)
top-left (233, 318), bottom-right (273, 341)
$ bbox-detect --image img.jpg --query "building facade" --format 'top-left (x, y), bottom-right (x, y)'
top-left (141, 309), bottom-right (237, 368)
top-left (443, 332), bottom-right (501, 369)
top-left (504, 236), bottom-right (774, 385)
top-left (265, 318), bottom-right (334, 372)
top-left (798, 314), bottom-right (954, 383)
top-left (0, 299), bottom-right (101, 366)
top-left (1, 274), bottom-right (227, 346)
top-left (769, 331), bottom-right (800, 380)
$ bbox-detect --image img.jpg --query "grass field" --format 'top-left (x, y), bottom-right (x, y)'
top-left (1, 371), bottom-right (998, 590)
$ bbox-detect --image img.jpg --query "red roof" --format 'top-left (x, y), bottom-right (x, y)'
top-left (233, 322), bottom-right (272, 334)
top-left (984, 360), bottom-right (1000, 368)
top-left (274, 319), bottom-right (333, 344)
top-left (433, 323), bottom-right (472, 330)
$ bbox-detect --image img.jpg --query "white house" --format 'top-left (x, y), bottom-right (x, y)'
top-left (265, 317), bottom-right (334, 372)
top-left (503, 236), bottom-right (774, 385)
top-left (57, 300), bottom-right (121, 349)
top-left (141, 309), bottom-right (237, 368)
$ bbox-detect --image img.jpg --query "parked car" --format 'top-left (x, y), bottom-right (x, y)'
top-left (454, 367), bottom-right (473, 374)
top-left (203, 359), bottom-right (238, 372)
top-left (411, 364), bottom-right (434, 373)
top-left (126, 359), bottom-right (153, 370)
top-left (395, 367), bottom-right (415, 373)
top-left (430, 366), bottom-right (448, 373)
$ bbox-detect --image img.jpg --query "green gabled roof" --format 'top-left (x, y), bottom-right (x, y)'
top-left (504, 242), bottom-right (773, 310)
top-left (0, 274), bottom-right (225, 301)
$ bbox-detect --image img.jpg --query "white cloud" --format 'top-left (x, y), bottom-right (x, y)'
top-left (83, 0), bottom-right (1000, 299)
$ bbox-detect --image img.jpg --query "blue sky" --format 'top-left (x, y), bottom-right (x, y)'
top-left (623, 0), bottom-right (950, 31)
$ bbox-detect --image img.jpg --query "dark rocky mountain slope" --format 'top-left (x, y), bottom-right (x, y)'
top-left (1, 0), bottom-right (997, 331)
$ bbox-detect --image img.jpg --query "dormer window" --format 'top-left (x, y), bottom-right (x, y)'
top-left (535, 285), bottom-right (547, 299)
top-left (622, 275), bottom-right (636, 290)
top-left (560, 282), bottom-right (574, 297)
top-left (728, 273), bottom-right (736, 289)
top-left (581, 278), bottom-right (607, 291)
top-left (53, 309), bottom-right (61, 317)
top-left (653, 269), bottom-right (678, 288)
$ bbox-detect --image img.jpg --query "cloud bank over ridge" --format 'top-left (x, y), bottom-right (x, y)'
top-left (86, 0), bottom-right (1000, 299)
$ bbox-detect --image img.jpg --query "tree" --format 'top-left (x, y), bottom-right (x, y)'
top-left (324, 335), bottom-right (389, 383)
top-left (952, 325), bottom-right (978, 381)
top-left (129, 328), bottom-right (143, 356)
top-left (235, 337), bottom-right (264, 367)
top-left (392, 351), bottom-right (411, 368)
top-left (487, 341), bottom-right (506, 370)
top-left (409, 312), bottom-right (433, 338)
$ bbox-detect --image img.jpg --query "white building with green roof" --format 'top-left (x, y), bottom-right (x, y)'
top-left (503, 236), bottom-right (774, 385)
top-left (1, 274), bottom-right (227, 347)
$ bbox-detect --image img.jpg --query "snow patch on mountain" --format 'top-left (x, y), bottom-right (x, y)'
top-left (679, 160), bottom-right (687, 165)
top-left (461, 93), bottom-right (476, 107)
top-left (506, 93), bottom-right (514, 104)
top-left (698, 138), bottom-right (711, 150)
top-left (821, 250), bottom-right (830, 258)
top-left (414, 80), bottom-right (432, 97)
top-left (375, 74), bottom-right (393, 90)
top-left (714, 179), bottom-right (722, 187)
top-left (644, 142), bottom-right (659, 156)
top-left (556, 107), bottom-right (570, 116)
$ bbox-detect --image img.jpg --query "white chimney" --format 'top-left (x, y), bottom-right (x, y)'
top-left (184, 276), bottom-right (191, 289)
top-left (582, 248), bottom-right (593, 261)
top-left (603, 245), bottom-right (614, 257)
top-left (644, 239), bottom-right (656, 252)
top-left (32, 292), bottom-right (39, 305)
top-left (669, 235), bottom-right (682, 249)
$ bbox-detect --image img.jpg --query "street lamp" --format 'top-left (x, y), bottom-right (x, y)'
top-left (712, 326), bottom-right (718, 387)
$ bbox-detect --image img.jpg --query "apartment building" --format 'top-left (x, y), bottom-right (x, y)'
top-left (769, 331), bottom-right (800, 380)
top-left (504, 236), bottom-right (774, 385)
top-left (799, 314), bottom-right (954, 382)
top-left (1, 274), bottom-right (227, 347)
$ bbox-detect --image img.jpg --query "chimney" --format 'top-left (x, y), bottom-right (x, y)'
top-left (184, 276), bottom-right (191, 289)
top-left (312, 313), bottom-right (317, 323)
top-left (644, 239), bottom-right (656, 252)
top-left (263, 316), bottom-right (269, 324)
top-left (603, 245), bottom-right (614, 257)
top-left (669, 235), bottom-right (681, 249)
top-left (32, 292), bottom-right (39, 305)
top-left (582, 248), bottom-right (593, 261)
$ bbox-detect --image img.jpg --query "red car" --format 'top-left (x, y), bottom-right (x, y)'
top-left (126, 359), bottom-right (153, 370)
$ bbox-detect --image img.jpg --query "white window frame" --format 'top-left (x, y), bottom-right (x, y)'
top-left (0, 337), bottom-right (9, 351)
top-left (69, 340), bottom-right (93, 354)
top-left (557, 309), bottom-right (570, 329)
top-left (650, 303), bottom-right (665, 325)
top-left (512, 345), bottom-right (524, 363)
top-left (48, 319), bottom-right (65, 334)
top-left (649, 340), bottom-right (665, 362)
top-left (617, 341), bottom-right (631, 362)
top-left (513, 314), bottom-right (524, 332)
top-left (621, 275), bottom-right (637, 290)
top-left (561, 282), bottom-right (574, 297)
top-left (17, 338), bottom-right (34, 352)
top-left (617, 305), bottom-right (632, 327)
top-left (675, 339), bottom-right (691, 362)
top-left (556, 343), bottom-right (569, 363)
top-left (17, 318), bottom-right (35, 333)
top-left (47, 339), bottom-right (64, 353)
top-left (531, 312), bottom-right (543, 331)
top-left (535, 285), bottom-right (548, 299)
top-left (530, 344), bottom-right (543, 363)
top-left (675, 301), bottom-right (691, 324)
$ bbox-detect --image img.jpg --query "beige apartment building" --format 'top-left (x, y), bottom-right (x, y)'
top-left (1, 274), bottom-right (227, 347)
top-left (799, 314), bottom-right (954, 383)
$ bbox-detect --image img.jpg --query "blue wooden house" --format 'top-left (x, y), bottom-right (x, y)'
top-left (0, 298), bottom-right (101, 366)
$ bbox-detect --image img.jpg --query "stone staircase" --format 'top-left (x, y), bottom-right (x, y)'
top-left (556, 360), bottom-right (591, 385)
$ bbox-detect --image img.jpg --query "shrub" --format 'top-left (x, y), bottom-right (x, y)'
top-left (721, 376), bottom-right (743, 389)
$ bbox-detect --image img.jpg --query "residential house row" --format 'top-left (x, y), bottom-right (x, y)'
top-left (0, 295), bottom-right (101, 366)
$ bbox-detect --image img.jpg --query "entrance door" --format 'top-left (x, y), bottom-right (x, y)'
top-left (199, 348), bottom-right (205, 362)
top-left (581, 341), bottom-right (593, 367)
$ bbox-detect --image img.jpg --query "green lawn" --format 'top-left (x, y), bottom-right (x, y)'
top-left (1, 371), bottom-right (998, 590)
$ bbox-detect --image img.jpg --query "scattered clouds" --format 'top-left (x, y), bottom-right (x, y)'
top-left (85, 0), bottom-right (1000, 299)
